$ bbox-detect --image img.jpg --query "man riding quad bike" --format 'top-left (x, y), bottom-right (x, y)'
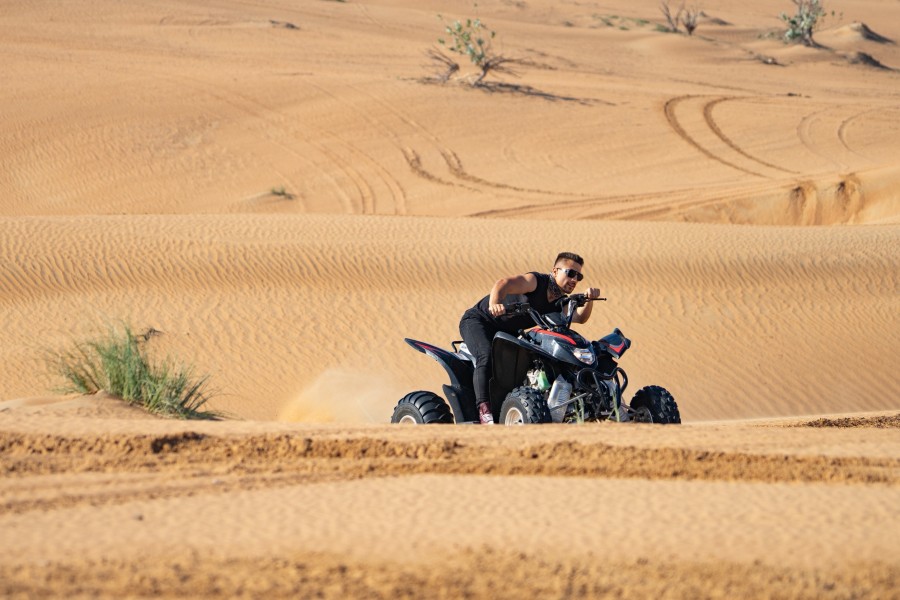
top-left (390, 293), bottom-right (680, 425)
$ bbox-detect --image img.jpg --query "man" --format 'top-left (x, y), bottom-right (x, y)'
top-left (459, 252), bottom-right (601, 424)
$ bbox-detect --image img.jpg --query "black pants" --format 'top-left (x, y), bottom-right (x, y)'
top-left (459, 311), bottom-right (499, 407)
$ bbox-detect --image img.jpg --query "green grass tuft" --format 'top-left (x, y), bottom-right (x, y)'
top-left (56, 326), bottom-right (220, 420)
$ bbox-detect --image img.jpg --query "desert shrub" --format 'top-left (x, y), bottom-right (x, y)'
top-left (435, 13), bottom-right (516, 85)
top-left (426, 47), bottom-right (460, 83)
top-left (781, 0), bottom-right (825, 46)
top-left (438, 16), bottom-right (494, 70)
top-left (681, 6), bottom-right (701, 35)
top-left (594, 15), bottom-right (653, 30)
top-left (660, 1), bottom-right (684, 33)
top-left (660, 2), bottom-right (701, 36)
top-left (271, 186), bottom-right (294, 199)
top-left (56, 326), bottom-right (219, 419)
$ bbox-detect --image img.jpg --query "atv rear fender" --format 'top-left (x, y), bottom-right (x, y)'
top-left (404, 338), bottom-right (477, 422)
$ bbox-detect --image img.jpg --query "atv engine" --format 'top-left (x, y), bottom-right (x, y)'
top-left (524, 364), bottom-right (620, 423)
top-left (525, 366), bottom-right (550, 392)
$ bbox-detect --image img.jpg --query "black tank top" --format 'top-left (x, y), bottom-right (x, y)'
top-left (469, 272), bottom-right (559, 334)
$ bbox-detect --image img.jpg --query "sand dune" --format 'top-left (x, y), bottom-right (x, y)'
top-left (1, 213), bottom-right (897, 421)
top-left (1, 0), bottom-right (899, 596)
top-left (819, 21), bottom-right (896, 47)
top-left (3, 0), bottom-right (900, 222)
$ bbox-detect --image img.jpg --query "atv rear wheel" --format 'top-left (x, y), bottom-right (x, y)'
top-left (391, 391), bottom-right (454, 424)
top-left (500, 386), bottom-right (551, 425)
top-left (629, 386), bottom-right (680, 424)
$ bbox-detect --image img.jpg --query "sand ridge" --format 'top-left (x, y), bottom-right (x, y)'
top-left (4, 417), bottom-right (900, 487)
top-left (2, 407), bottom-right (900, 597)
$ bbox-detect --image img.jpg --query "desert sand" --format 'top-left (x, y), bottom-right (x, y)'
top-left (1, 0), bottom-right (899, 597)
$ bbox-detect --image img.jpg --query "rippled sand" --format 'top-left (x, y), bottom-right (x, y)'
top-left (1, 0), bottom-right (898, 596)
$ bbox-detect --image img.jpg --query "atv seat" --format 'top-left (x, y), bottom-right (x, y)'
top-left (542, 312), bottom-right (567, 328)
top-left (455, 342), bottom-right (476, 366)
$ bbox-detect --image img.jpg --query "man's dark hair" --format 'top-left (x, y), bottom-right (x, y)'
top-left (555, 251), bottom-right (584, 266)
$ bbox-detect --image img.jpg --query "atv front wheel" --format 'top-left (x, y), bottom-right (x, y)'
top-left (500, 386), bottom-right (551, 425)
top-left (391, 391), bottom-right (454, 424)
top-left (629, 386), bottom-right (680, 424)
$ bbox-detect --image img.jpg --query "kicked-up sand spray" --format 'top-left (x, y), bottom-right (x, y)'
top-left (277, 368), bottom-right (407, 424)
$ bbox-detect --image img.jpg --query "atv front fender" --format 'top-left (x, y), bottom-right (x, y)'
top-left (488, 333), bottom-right (556, 407)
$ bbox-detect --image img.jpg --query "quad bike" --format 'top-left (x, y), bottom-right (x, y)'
top-left (390, 294), bottom-right (680, 425)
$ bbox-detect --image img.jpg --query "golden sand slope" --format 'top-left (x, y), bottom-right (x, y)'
top-left (2, 0), bottom-right (899, 223)
top-left (0, 214), bottom-right (897, 421)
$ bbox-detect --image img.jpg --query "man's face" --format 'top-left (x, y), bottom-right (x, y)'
top-left (553, 260), bottom-right (582, 294)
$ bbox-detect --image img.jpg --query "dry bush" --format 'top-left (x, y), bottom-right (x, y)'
top-left (427, 48), bottom-right (460, 83)
top-left (682, 6), bottom-right (701, 35)
top-left (660, 2), bottom-right (702, 36)
top-left (660, 1), bottom-right (683, 32)
top-left (436, 15), bottom-right (519, 86)
top-left (781, 0), bottom-right (826, 46)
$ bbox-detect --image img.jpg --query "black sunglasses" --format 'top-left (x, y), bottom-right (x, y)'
top-left (556, 267), bottom-right (583, 281)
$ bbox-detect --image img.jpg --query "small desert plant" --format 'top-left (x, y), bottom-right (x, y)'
top-left (574, 396), bottom-right (586, 424)
top-left (660, 1), bottom-right (684, 32)
top-left (56, 326), bottom-right (219, 419)
top-left (271, 186), bottom-right (293, 199)
top-left (426, 47), bottom-right (460, 83)
top-left (436, 13), bottom-right (517, 85)
top-left (660, 2), bottom-right (702, 35)
top-left (682, 6), bottom-right (701, 35)
top-left (780, 0), bottom-right (825, 46)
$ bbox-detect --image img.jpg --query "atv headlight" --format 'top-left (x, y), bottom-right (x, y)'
top-left (573, 348), bottom-right (595, 364)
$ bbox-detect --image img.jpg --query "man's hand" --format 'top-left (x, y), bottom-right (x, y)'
top-left (489, 303), bottom-right (507, 317)
top-left (585, 287), bottom-right (601, 300)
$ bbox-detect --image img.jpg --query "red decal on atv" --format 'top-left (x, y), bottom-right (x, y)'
top-left (609, 341), bottom-right (626, 353)
top-left (536, 329), bottom-right (576, 345)
top-left (417, 342), bottom-right (445, 355)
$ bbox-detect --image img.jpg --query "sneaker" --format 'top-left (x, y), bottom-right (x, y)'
top-left (477, 402), bottom-right (494, 425)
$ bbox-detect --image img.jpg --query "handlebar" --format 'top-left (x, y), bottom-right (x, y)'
top-left (503, 294), bottom-right (606, 330)
top-left (552, 293), bottom-right (607, 308)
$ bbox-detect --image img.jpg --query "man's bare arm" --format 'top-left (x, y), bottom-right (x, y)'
top-left (488, 273), bottom-right (538, 317)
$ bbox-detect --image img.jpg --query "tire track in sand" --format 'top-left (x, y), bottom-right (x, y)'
top-left (302, 82), bottom-right (410, 215)
top-left (440, 149), bottom-right (589, 197)
top-left (836, 104), bottom-right (900, 162)
top-left (664, 96), bottom-right (766, 178)
top-left (401, 148), bottom-right (481, 193)
top-left (796, 106), bottom-right (856, 172)
top-left (4, 430), bottom-right (897, 517)
top-left (703, 98), bottom-right (799, 174)
top-left (339, 81), bottom-right (588, 200)
top-left (468, 177), bottom-right (783, 221)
